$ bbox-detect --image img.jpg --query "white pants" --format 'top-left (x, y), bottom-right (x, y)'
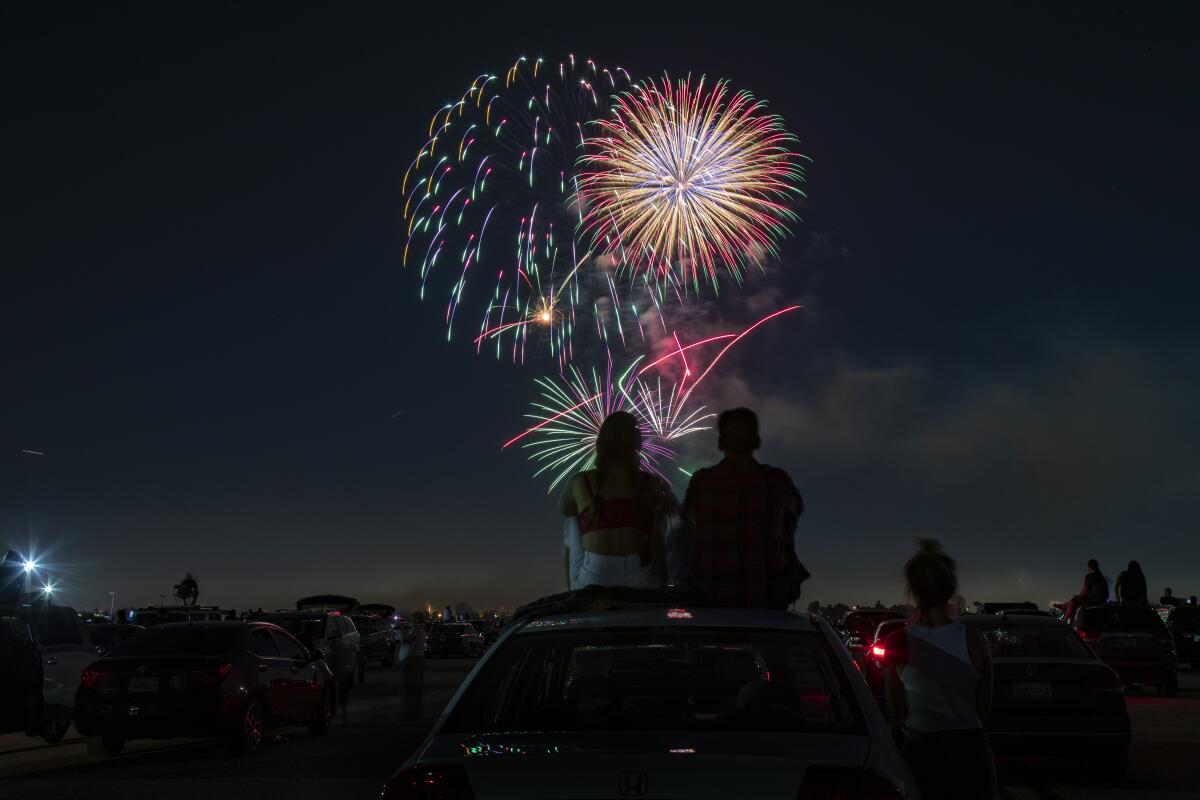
top-left (563, 518), bottom-right (664, 591)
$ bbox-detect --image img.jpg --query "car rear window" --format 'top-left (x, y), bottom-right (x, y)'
top-left (443, 627), bottom-right (864, 735)
top-left (979, 625), bottom-right (1092, 658)
top-left (270, 617), bottom-right (326, 642)
top-left (110, 625), bottom-right (241, 656)
top-left (1079, 606), bottom-right (1165, 631)
top-left (1168, 607), bottom-right (1199, 626)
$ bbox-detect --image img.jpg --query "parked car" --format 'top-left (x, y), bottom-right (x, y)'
top-left (1159, 605), bottom-right (1199, 668)
top-left (863, 618), bottom-right (907, 700)
top-left (84, 623), bottom-right (144, 654)
top-left (1071, 605), bottom-right (1178, 696)
top-left (426, 622), bottom-right (485, 658)
top-left (959, 613), bottom-right (1130, 779)
top-left (382, 598), bottom-right (917, 799)
top-left (359, 603), bottom-right (415, 654)
top-left (127, 606), bottom-right (229, 626)
top-left (836, 609), bottom-right (904, 669)
top-left (74, 621), bottom-right (337, 756)
top-left (0, 601), bottom-right (97, 743)
top-left (260, 611), bottom-right (364, 692)
top-left (352, 614), bottom-right (400, 667)
top-left (468, 619), bottom-right (501, 647)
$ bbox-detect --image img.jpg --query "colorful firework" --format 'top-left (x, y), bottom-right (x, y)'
top-left (402, 56), bottom-right (643, 368)
top-left (505, 305), bottom-right (802, 490)
top-left (578, 75), bottom-right (808, 294)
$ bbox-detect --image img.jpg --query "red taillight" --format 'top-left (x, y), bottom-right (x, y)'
top-left (796, 766), bottom-right (905, 800)
top-left (871, 645), bottom-right (886, 658)
top-left (1084, 666), bottom-right (1123, 691)
top-left (80, 667), bottom-right (107, 689)
top-left (198, 663), bottom-right (233, 686)
top-left (1079, 630), bottom-right (1100, 643)
top-left (381, 765), bottom-right (475, 800)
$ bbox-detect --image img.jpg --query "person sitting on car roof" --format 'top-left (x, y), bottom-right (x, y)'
top-left (1056, 559), bottom-right (1109, 623)
top-left (681, 407), bottom-right (807, 609)
top-left (1159, 587), bottom-right (1181, 607)
top-left (1114, 560), bottom-right (1149, 606)
top-left (559, 411), bottom-right (679, 591)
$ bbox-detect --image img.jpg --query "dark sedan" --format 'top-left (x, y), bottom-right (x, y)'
top-left (74, 621), bottom-right (337, 756)
top-left (1072, 605), bottom-right (1178, 696)
top-left (960, 614), bottom-right (1130, 779)
top-left (426, 622), bottom-right (484, 658)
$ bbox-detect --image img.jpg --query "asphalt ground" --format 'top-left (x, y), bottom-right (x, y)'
top-left (1, 659), bottom-right (1197, 799)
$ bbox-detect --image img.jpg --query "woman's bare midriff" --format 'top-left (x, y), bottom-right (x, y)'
top-left (580, 528), bottom-right (645, 557)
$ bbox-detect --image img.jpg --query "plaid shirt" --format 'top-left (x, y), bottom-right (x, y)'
top-left (683, 458), bottom-right (803, 608)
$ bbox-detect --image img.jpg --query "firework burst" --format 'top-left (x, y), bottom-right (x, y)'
top-left (578, 75), bottom-right (807, 293)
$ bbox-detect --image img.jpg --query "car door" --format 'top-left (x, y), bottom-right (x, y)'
top-left (39, 606), bottom-right (95, 711)
top-left (248, 625), bottom-right (292, 721)
top-left (271, 628), bottom-right (322, 717)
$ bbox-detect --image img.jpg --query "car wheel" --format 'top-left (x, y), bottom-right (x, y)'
top-left (308, 687), bottom-right (336, 736)
top-left (227, 696), bottom-right (265, 755)
top-left (86, 735), bottom-right (125, 758)
top-left (1157, 674), bottom-right (1179, 698)
top-left (40, 709), bottom-right (69, 744)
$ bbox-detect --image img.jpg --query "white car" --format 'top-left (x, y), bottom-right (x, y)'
top-left (382, 602), bottom-right (918, 799)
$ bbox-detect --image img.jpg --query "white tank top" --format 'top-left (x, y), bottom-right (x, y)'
top-left (899, 622), bottom-right (982, 732)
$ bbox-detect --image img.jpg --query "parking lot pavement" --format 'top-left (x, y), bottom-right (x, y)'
top-left (1, 659), bottom-right (1197, 799)
top-left (0, 655), bottom-right (478, 800)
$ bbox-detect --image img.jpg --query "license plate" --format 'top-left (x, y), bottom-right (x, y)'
top-left (1113, 638), bottom-right (1140, 648)
top-left (127, 676), bottom-right (160, 693)
top-left (1012, 681), bottom-right (1052, 701)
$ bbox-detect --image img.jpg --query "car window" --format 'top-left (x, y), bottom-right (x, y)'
top-left (45, 607), bottom-right (83, 646)
top-left (444, 628), bottom-right (864, 735)
top-left (1079, 606), bottom-right (1166, 631)
top-left (111, 625), bottom-right (241, 656)
top-left (270, 617), bottom-right (325, 643)
top-left (249, 627), bottom-right (279, 658)
top-left (979, 625), bottom-right (1092, 658)
top-left (270, 629), bottom-right (307, 660)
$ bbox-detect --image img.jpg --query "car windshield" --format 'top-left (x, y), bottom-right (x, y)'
top-left (442, 627), bottom-right (864, 735)
top-left (978, 625), bottom-right (1092, 658)
top-left (271, 617), bottom-right (326, 642)
top-left (1080, 606), bottom-right (1164, 631)
top-left (844, 614), bottom-right (894, 636)
top-left (110, 625), bottom-right (240, 656)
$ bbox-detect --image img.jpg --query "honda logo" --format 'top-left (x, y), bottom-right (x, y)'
top-left (617, 770), bottom-right (648, 797)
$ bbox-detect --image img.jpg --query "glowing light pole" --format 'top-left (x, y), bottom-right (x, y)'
top-left (22, 559), bottom-right (36, 595)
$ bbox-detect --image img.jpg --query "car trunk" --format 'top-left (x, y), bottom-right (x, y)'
top-left (100, 655), bottom-right (228, 699)
top-left (419, 731), bottom-right (872, 798)
top-left (991, 658), bottom-right (1117, 712)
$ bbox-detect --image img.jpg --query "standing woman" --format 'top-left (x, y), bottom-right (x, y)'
top-left (883, 539), bottom-right (995, 800)
top-left (559, 412), bottom-right (678, 590)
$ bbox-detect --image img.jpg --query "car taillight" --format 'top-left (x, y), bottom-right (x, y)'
top-left (381, 765), bottom-right (475, 800)
top-left (1084, 666), bottom-right (1123, 692)
top-left (1079, 630), bottom-right (1100, 643)
top-left (871, 646), bottom-right (886, 658)
top-left (197, 663), bottom-right (233, 686)
top-left (80, 667), bottom-right (117, 691)
top-left (796, 766), bottom-right (905, 800)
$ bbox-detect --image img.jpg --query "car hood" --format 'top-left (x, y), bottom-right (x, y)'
top-left (414, 731), bottom-right (874, 799)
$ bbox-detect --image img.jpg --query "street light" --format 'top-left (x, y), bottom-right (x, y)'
top-left (22, 559), bottom-right (36, 594)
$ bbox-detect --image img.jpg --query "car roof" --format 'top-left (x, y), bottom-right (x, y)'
top-left (958, 614), bottom-right (1066, 627)
top-left (514, 607), bottom-right (819, 634)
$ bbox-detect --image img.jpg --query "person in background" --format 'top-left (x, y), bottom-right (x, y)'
top-left (682, 408), bottom-right (805, 609)
top-left (1057, 559), bottom-right (1109, 623)
top-left (1114, 560), bottom-right (1149, 606)
top-left (559, 411), bottom-right (678, 590)
top-left (1159, 587), bottom-right (1181, 607)
top-left (883, 539), bottom-right (995, 800)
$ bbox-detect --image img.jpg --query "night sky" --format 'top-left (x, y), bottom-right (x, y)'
top-left (3, 5), bottom-right (1198, 614)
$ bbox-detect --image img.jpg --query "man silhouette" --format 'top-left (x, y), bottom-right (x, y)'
top-left (1159, 587), bottom-right (1180, 607)
top-left (681, 408), bottom-right (805, 609)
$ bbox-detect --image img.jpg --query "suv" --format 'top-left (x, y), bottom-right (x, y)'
top-left (382, 593), bottom-right (917, 799)
top-left (352, 614), bottom-right (400, 667)
top-left (0, 601), bottom-right (97, 742)
top-left (1159, 605), bottom-right (1199, 668)
top-left (1073, 605), bottom-right (1177, 696)
top-left (261, 611), bottom-right (364, 693)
